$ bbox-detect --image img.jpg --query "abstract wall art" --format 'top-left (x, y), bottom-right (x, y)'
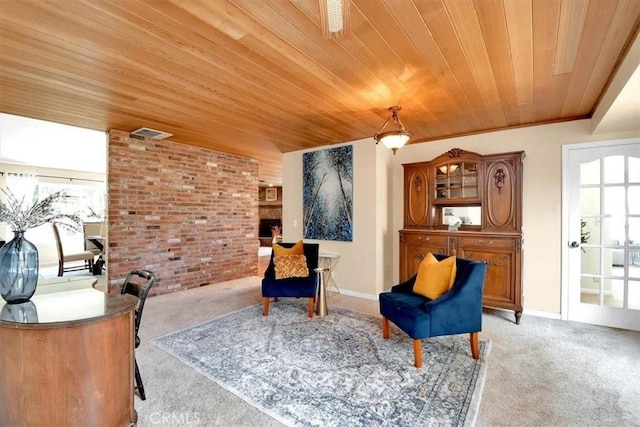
top-left (303, 145), bottom-right (353, 241)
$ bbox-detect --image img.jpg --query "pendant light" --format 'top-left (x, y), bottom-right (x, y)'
top-left (373, 106), bottom-right (412, 154)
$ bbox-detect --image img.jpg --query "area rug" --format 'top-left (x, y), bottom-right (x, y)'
top-left (153, 300), bottom-right (490, 427)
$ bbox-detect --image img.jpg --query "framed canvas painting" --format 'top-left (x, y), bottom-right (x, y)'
top-left (302, 145), bottom-right (353, 241)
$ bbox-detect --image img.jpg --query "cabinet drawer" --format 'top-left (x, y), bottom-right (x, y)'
top-left (402, 233), bottom-right (447, 246)
top-left (457, 237), bottom-right (515, 249)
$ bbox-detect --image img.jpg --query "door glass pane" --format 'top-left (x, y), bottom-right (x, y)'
top-left (581, 159), bottom-right (600, 185)
top-left (580, 275), bottom-right (598, 305)
top-left (629, 186), bottom-right (640, 215)
top-left (581, 247), bottom-right (600, 275)
top-left (582, 217), bottom-right (600, 245)
top-left (581, 188), bottom-right (600, 215)
top-left (603, 217), bottom-right (625, 245)
top-left (629, 218), bottom-right (640, 244)
top-left (604, 156), bottom-right (624, 184)
top-left (629, 281), bottom-right (640, 310)
top-left (629, 157), bottom-right (640, 183)
top-left (580, 292), bottom-right (599, 305)
top-left (603, 278), bottom-right (624, 308)
top-left (606, 247), bottom-right (625, 272)
top-left (629, 219), bottom-right (639, 274)
top-left (603, 186), bottom-right (624, 215)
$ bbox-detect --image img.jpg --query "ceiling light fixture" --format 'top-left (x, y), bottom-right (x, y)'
top-left (319, 0), bottom-right (350, 38)
top-left (373, 106), bottom-right (412, 155)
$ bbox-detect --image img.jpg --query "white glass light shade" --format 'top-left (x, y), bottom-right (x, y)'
top-left (378, 131), bottom-right (411, 153)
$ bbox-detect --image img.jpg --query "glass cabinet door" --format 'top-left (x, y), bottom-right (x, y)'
top-left (435, 162), bottom-right (478, 200)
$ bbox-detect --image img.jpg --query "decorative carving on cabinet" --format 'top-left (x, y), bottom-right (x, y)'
top-left (414, 176), bottom-right (422, 192)
top-left (404, 164), bottom-right (430, 228)
top-left (449, 237), bottom-right (458, 254)
top-left (485, 159), bottom-right (519, 231)
top-left (493, 168), bottom-right (506, 193)
top-left (446, 148), bottom-right (464, 158)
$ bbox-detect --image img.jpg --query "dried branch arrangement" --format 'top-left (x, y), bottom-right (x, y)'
top-left (0, 187), bottom-right (82, 233)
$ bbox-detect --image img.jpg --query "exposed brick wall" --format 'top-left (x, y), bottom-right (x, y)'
top-left (106, 130), bottom-right (259, 296)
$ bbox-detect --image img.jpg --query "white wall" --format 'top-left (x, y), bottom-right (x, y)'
top-left (283, 118), bottom-right (640, 315)
top-left (283, 141), bottom-right (390, 299)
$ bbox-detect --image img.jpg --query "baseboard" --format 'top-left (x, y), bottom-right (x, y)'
top-left (522, 308), bottom-right (562, 320)
top-left (336, 288), bottom-right (378, 300)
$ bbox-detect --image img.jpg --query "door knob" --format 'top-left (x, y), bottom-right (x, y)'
top-left (569, 241), bottom-right (580, 248)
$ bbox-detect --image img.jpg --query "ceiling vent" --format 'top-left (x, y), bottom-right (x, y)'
top-left (130, 127), bottom-right (173, 140)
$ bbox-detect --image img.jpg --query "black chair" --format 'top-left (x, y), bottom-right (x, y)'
top-left (262, 242), bottom-right (320, 317)
top-left (120, 270), bottom-right (158, 400)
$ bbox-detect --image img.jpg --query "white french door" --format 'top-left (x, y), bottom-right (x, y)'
top-left (563, 139), bottom-right (640, 330)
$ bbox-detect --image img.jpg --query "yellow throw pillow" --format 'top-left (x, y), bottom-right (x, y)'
top-left (413, 253), bottom-right (457, 300)
top-left (273, 240), bottom-right (304, 257)
top-left (274, 254), bottom-right (309, 279)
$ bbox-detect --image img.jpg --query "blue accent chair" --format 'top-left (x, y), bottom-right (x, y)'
top-left (379, 254), bottom-right (487, 368)
top-left (262, 242), bottom-right (320, 318)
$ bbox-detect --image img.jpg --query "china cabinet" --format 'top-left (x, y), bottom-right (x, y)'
top-left (400, 148), bottom-right (524, 324)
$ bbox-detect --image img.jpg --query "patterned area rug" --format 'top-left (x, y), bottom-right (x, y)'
top-left (153, 300), bottom-right (490, 427)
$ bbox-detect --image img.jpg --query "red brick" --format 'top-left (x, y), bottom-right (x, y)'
top-left (106, 130), bottom-right (259, 296)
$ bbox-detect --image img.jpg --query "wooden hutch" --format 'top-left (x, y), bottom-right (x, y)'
top-left (400, 148), bottom-right (524, 324)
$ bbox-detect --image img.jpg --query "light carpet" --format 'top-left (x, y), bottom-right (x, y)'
top-left (153, 299), bottom-right (490, 427)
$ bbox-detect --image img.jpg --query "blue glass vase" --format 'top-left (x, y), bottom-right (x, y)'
top-left (0, 231), bottom-right (39, 304)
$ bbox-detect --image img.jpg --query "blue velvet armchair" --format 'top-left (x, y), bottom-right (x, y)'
top-left (262, 242), bottom-right (320, 318)
top-left (379, 254), bottom-right (487, 368)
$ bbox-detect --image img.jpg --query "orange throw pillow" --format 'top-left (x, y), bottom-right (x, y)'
top-left (273, 240), bottom-right (304, 257)
top-left (412, 253), bottom-right (457, 300)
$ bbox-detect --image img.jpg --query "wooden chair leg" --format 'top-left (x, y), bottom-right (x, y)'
top-left (382, 317), bottom-right (390, 339)
top-left (413, 339), bottom-right (422, 368)
top-left (262, 297), bottom-right (269, 316)
top-left (58, 261), bottom-right (63, 277)
top-left (470, 332), bottom-right (479, 359)
top-left (307, 297), bottom-right (314, 318)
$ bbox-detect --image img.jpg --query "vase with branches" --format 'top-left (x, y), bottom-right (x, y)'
top-left (0, 188), bottom-right (82, 303)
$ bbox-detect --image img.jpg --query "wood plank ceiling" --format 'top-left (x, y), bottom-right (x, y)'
top-left (1, 0), bottom-right (639, 186)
